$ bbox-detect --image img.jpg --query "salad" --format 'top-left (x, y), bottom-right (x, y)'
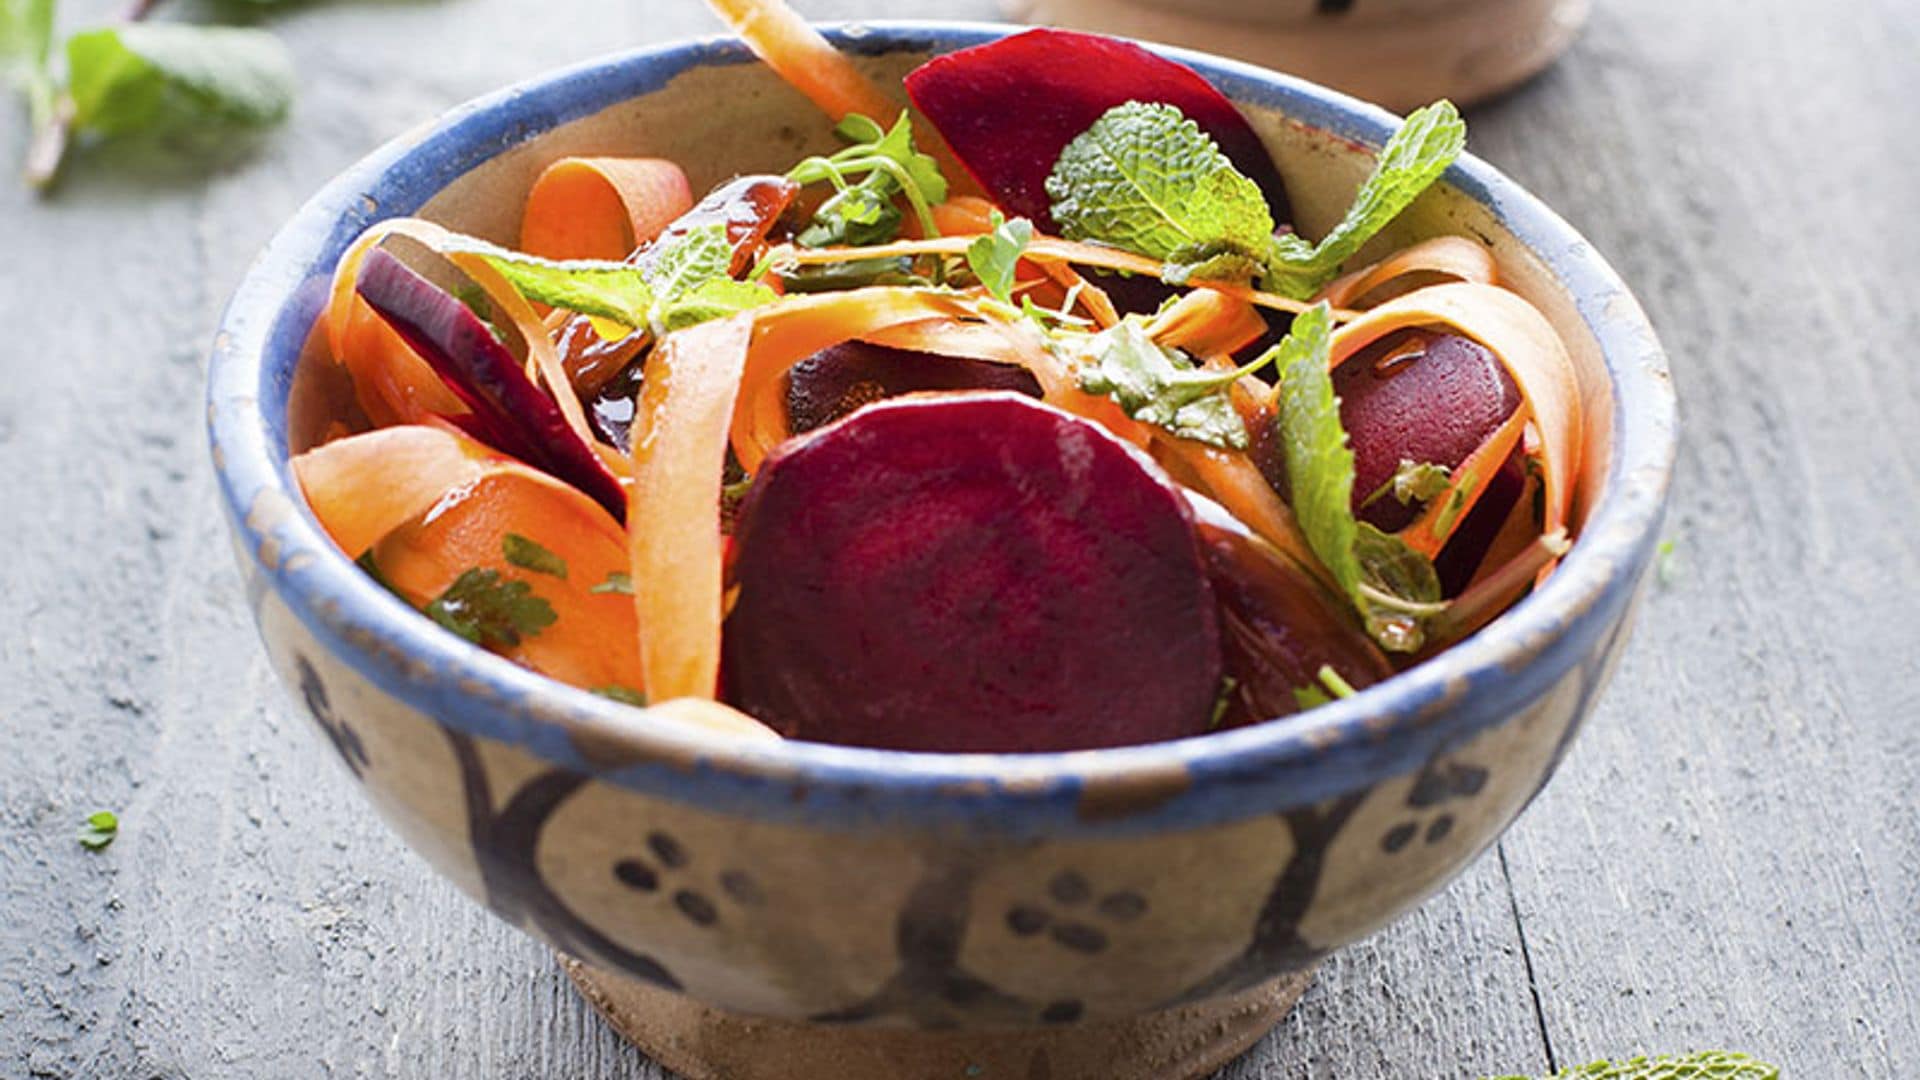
top-left (292, 2), bottom-right (1583, 754)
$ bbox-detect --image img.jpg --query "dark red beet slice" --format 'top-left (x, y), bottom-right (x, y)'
top-left (559, 175), bottom-right (801, 397)
top-left (356, 247), bottom-right (627, 522)
top-left (1188, 495), bottom-right (1393, 729)
top-left (905, 28), bottom-right (1290, 233)
top-left (722, 392), bottom-right (1222, 753)
top-left (1433, 447), bottom-right (1527, 597)
top-left (786, 340), bottom-right (1042, 433)
top-left (1334, 330), bottom-right (1522, 532)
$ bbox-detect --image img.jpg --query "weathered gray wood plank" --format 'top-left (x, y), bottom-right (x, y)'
top-left (2, 0), bottom-right (1912, 1077)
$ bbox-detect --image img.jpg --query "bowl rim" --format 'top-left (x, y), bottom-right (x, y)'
top-left (208, 20), bottom-right (1675, 838)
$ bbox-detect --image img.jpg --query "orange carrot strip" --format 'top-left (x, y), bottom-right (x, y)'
top-left (930, 195), bottom-right (998, 235)
top-left (1156, 439), bottom-right (1329, 590)
top-left (628, 314), bottom-right (758, 701)
top-left (371, 468), bottom-right (641, 693)
top-left (520, 157), bottom-right (692, 262)
top-left (704, 0), bottom-right (899, 122)
top-left (292, 425), bottom-right (498, 557)
top-left (1146, 288), bottom-right (1268, 358)
top-left (1317, 236), bottom-right (1498, 310)
top-left (1396, 406), bottom-right (1528, 557)
top-left (1328, 282), bottom-right (1583, 542)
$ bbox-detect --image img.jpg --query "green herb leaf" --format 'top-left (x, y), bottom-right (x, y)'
top-left (965, 211), bottom-right (1033, 307)
top-left (1656, 537), bottom-right (1681, 588)
top-left (502, 534), bottom-right (567, 579)
top-left (590, 571), bottom-right (634, 596)
top-left (1078, 319), bottom-right (1268, 449)
top-left (1363, 459), bottom-right (1452, 509)
top-left (78, 809), bottom-right (118, 851)
top-left (1207, 675), bottom-right (1239, 730)
top-left (67, 24), bottom-right (295, 139)
top-left (1482, 1049), bottom-right (1780, 1080)
top-left (648, 221), bottom-right (733, 302)
top-left (1046, 101), bottom-right (1273, 283)
top-left (463, 243), bottom-right (654, 327)
top-left (789, 111), bottom-right (947, 247)
top-left (776, 255), bottom-right (922, 294)
top-left (0, 0), bottom-right (54, 73)
top-left (593, 684), bottom-right (648, 707)
top-left (657, 276), bottom-right (777, 332)
top-left (1271, 303), bottom-right (1446, 651)
top-left (425, 568), bottom-right (556, 649)
top-left (1265, 100), bottom-right (1466, 299)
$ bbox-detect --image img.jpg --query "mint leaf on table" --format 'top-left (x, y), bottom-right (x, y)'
top-left (1271, 303), bottom-right (1445, 652)
top-left (1046, 101), bottom-right (1274, 285)
top-left (502, 533), bottom-right (567, 580)
top-left (66, 24), bottom-right (294, 138)
top-left (1077, 319), bottom-right (1273, 450)
top-left (1483, 1050), bottom-right (1781, 1080)
top-left (425, 568), bottom-right (555, 649)
top-left (1265, 100), bottom-right (1465, 298)
top-left (78, 809), bottom-right (119, 850)
top-left (965, 211), bottom-right (1033, 306)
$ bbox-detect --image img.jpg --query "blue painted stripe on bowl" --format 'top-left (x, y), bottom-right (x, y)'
top-left (208, 21), bottom-right (1674, 838)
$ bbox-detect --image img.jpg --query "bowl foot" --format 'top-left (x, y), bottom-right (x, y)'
top-left (562, 956), bottom-right (1314, 1080)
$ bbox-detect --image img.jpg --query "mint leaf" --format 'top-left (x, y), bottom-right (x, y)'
top-left (1265, 100), bottom-right (1465, 298)
top-left (502, 534), bottom-right (567, 579)
top-left (463, 244), bottom-right (654, 327)
top-left (1046, 101), bottom-right (1273, 283)
top-left (426, 568), bottom-right (556, 648)
top-left (1484, 1050), bottom-right (1780, 1080)
top-left (592, 684), bottom-right (647, 707)
top-left (67, 24), bottom-right (294, 138)
top-left (1271, 303), bottom-right (1445, 651)
top-left (78, 809), bottom-right (118, 851)
top-left (1078, 319), bottom-right (1272, 449)
top-left (647, 221), bottom-right (733, 301)
top-left (590, 571), bottom-right (634, 596)
top-left (657, 276), bottom-right (777, 331)
top-left (965, 211), bottom-right (1033, 306)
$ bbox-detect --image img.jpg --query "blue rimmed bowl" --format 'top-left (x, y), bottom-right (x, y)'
top-left (208, 21), bottom-right (1672, 1079)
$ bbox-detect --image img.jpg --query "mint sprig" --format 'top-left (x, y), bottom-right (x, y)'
top-left (1270, 303), bottom-right (1446, 651)
top-left (1046, 100), bottom-right (1466, 299)
top-left (1077, 319), bottom-right (1275, 450)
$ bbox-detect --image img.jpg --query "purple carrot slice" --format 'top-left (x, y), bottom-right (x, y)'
top-left (905, 28), bottom-right (1291, 233)
top-left (786, 340), bottom-right (1042, 433)
top-left (1187, 494), bottom-right (1394, 728)
top-left (722, 392), bottom-right (1223, 753)
top-left (355, 247), bottom-right (628, 522)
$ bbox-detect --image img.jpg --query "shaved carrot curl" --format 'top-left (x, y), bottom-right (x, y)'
top-left (704, 0), bottom-right (898, 123)
top-left (520, 157), bottom-right (693, 262)
top-left (1317, 236), bottom-right (1498, 310)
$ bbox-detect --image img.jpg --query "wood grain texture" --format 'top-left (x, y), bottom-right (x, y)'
top-left (0, 0), bottom-right (1912, 1077)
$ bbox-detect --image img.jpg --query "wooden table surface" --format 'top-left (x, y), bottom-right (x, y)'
top-left (4, 0), bottom-right (1915, 1076)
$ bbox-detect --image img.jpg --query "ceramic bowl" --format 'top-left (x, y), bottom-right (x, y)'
top-left (207, 22), bottom-right (1673, 1079)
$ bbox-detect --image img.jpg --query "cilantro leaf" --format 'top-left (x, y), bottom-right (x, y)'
top-left (67, 24), bottom-right (294, 139)
top-left (592, 684), bottom-right (647, 707)
top-left (590, 571), bottom-right (634, 596)
top-left (425, 568), bottom-right (556, 648)
top-left (1271, 303), bottom-right (1446, 651)
top-left (789, 111), bottom-right (948, 247)
top-left (1265, 100), bottom-right (1466, 299)
top-left (1482, 1050), bottom-right (1779, 1080)
top-left (502, 534), bottom-right (567, 579)
top-left (78, 809), bottom-right (118, 851)
top-left (1046, 101), bottom-right (1274, 284)
top-left (965, 211), bottom-right (1033, 306)
top-left (1077, 319), bottom-right (1271, 449)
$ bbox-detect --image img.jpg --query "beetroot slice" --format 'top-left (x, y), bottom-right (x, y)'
top-left (904, 28), bottom-right (1290, 233)
top-left (786, 340), bottom-right (1042, 433)
top-left (1189, 495), bottom-right (1393, 728)
top-left (722, 392), bottom-right (1223, 753)
top-left (356, 247), bottom-right (628, 522)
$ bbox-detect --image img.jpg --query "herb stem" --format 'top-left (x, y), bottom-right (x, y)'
top-left (22, 0), bottom-right (165, 191)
